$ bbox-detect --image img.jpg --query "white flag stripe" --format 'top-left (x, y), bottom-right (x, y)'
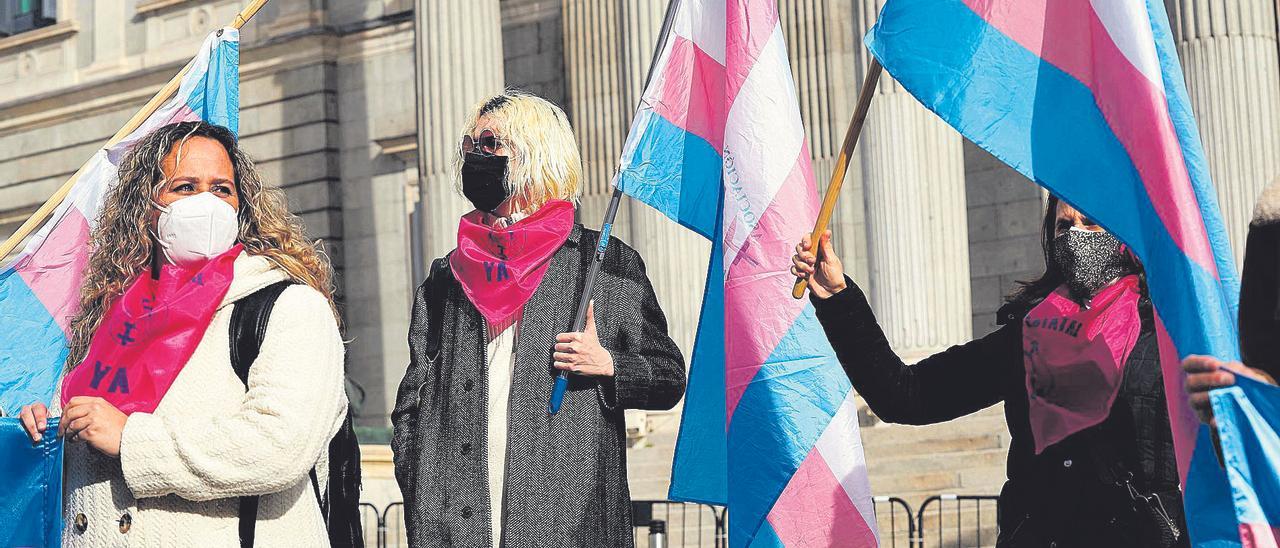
top-left (720, 23), bottom-right (806, 270)
top-left (671, 0), bottom-right (727, 66)
top-left (815, 390), bottom-right (881, 544)
top-left (1088, 0), bottom-right (1164, 92)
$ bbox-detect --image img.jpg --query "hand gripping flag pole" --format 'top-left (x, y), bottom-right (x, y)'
top-left (791, 58), bottom-right (882, 299)
top-left (0, 0), bottom-right (272, 265)
top-left (549, 0), bottom-right (684, 415)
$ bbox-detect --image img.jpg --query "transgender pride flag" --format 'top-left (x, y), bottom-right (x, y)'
top-left (0, 28), bottom-right (239, 415)
top-left (867, 0), bottom-right (1250, 545)
top-left (617, 1), bottom-right (878, 546)
top-left (0, 28), bottom-right (238, 548)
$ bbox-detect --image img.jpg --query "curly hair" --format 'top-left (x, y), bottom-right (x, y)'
top-left (65, 122), bottom-right (338, 369)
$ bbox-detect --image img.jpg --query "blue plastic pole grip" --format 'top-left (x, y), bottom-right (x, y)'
top-left (548, 372), bottom-right (570, 414)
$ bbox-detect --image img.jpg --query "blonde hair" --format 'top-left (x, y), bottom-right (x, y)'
top-left (66, 122), bottom-right (338, 369)
top-left (454, 90), bottom-right (583, 213)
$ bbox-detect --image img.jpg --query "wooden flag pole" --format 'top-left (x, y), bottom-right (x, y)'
top-left (792, 58), bottom-right (883, 299)
top-left (0, 0), bottom-right (271, 264)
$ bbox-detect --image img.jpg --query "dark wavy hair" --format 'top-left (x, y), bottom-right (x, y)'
top-left (1006, 194), bottom-right (1149, 309)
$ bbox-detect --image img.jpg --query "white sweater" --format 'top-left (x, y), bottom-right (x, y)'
top-left (57, 252), bottom-right (347, 548)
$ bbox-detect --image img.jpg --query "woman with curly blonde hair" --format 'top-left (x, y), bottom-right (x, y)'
top-left (18, 121), bottom-right (347, 547)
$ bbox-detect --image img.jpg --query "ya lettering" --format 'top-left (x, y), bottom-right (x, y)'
top-left (485, 261), bottom-right (511, 282)
top-left (88, 360), bottom-right (131, 394)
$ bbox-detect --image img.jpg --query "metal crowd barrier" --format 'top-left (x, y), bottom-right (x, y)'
top-left (632, 499), bottom-right (727, 547)
top-left (359, 494), bottom-right (998, 548)
top-left (916, 494), bottom-right (1001, 548)
top-left (874, 496), bottom-right (917, 548)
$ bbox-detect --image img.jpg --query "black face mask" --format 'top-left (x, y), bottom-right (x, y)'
top-left (461, 152), bottom-right (510, 213)
top-left (1052, 228), bottom-right (1134, 304)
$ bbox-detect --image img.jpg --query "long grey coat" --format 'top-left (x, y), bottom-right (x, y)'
top-left (391, 224), bottom-right (687, 547)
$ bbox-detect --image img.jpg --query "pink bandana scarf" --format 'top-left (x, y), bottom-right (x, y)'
top-left (1023, 275), bottom-right (1143, 453)
top-left (61, 245), bottom-right (242, 414)
top-left (451, 200), bottom-right (574, 330)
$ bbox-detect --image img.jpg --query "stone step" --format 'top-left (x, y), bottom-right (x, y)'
top-left (860, 413), bottom-right (1009, 446)
top-left (867, 447), bottom-right (1007, 477)
top-left (868, 432), bottom-right (1006, 456)
top-left (872, 470), bottom-right (963, 494)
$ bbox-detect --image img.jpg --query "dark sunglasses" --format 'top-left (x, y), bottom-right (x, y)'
top-left (461, 129), bottom-right (503, 155)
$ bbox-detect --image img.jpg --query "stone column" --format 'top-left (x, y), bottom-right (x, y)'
top-left (1165, 0), bottom-right (1280, 264)
top-left (562, 0), bottom-right (710, 358)
top-left (414, 0), bottom-right (505, 262)
top-left (853, 0), bottom-right (972, 361)
top-left (562, 0), bottom-right (629, 210)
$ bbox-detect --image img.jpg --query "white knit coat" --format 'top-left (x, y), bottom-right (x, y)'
top-left (56, 252), bottom-right (347, 547)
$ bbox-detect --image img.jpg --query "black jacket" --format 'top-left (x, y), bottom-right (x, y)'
top-left (390, 225), bottom-right (686, 548)
top-left (1239, 218), bottom-right (1280, 381)
top-left (812, 279), bottom-right (1188, 548)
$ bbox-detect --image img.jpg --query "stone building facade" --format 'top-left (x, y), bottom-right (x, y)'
top-left (1, 0), bottom-right (1277, 515)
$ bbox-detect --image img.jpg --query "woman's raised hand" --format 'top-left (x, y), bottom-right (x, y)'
top-left (791, 230), bottom-right (847, 299)
top-left (18, 402), bottom-right (50, 444)
top-left (1182, 355), bottom-right (1276, 428)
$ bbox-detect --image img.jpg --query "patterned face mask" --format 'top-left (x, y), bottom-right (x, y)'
top-left (1052, 227), bottom-right (1134, 304)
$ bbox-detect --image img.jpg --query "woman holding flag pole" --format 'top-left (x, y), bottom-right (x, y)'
top-left (17, 122), bottom-right (348, 547)
top-left (390, 90), bottom-right (686, 548)
top-left (794, 196), bottom-right (1189, 548)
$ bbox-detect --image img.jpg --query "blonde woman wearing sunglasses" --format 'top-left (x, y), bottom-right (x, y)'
top-left (391, 90), bottom-right (687, 548)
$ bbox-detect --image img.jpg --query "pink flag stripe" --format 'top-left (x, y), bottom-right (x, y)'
top-left (1154, 312), bottom-right (1198, 483)
top-left (724, 1), bottom-right (781, 110)
top-left (724, 144), bottom-right (820, 424)
top-left (962, 0), bottom-right (1218, 278)
top-left (14, 207), bottom-right (91, 335)
top-left (815, 392), bottom-right (879, 538)
top-left (1241, 523), bottom-right (1280, 548)
top-left (767, 447), bottom-right (879, 547)
top-left (650, 35), bottom-right (728, 153)
top-left (1239, 524), bottom-right (1280, 548)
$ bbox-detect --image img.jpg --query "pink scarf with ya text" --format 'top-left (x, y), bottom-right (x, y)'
top-left (61, 246), bottom-right (241, 414)
top-left (450, 200), bottom-right (574, 332)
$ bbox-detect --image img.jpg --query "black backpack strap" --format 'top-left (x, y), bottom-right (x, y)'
top-left (425, 257), bottom-right (451, 360)
top-left (229, 280), bottom-right (295, 385)
top-left (228, 280), bottom-right (296, 548)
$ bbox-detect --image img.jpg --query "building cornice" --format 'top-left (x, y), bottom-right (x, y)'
top-left (0, 33), bottom-right (342, 137)
top-left (375, 134), bottom-right (418, 162)
top-left (0, 20), bottom-right (78, 56)
top-left (134, 0), bottom-right (200, 16)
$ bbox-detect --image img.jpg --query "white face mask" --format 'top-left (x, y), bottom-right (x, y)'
top-left (154, 192), bottom-right (240, 267)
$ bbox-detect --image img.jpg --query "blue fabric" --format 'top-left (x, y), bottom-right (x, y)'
top-left (0, 270), bottom-right (68, 417)
top-left (867, 1), bottom-right (1242, 544)
top-left (617, 110), bottom-right (723, 239)
top-left (186, 35), bottom-right (240, 136)
top-left (0, 418), bottom-right (63, 548)
top-left (1212, 376), bottom-right (1280, 533)
top-left (668, 194), bottom-right (729, 505)
top-left (747, 519), bottom-right (784, 548)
